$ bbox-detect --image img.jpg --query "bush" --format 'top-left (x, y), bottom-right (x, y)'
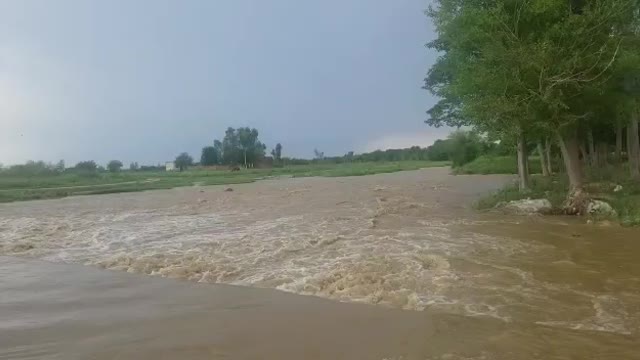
top-left (447, 131), bottom-right (484, 167)
top-left (107, 160), bottom-right (123, 173)
top-left (474, 176), bottom-right (567, 210)
top-left (74, 161), bottom-right (98, 173)
top-left (425, 139), bottom-right (451, 161)
top-left (1, 161), bottom-right (60, 176)
top-left (455, 155), bottom-right (543, 175)
top-left (475, 172), bottom-right (640, 226)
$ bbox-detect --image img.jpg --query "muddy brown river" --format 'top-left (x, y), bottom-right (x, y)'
top-left (1, 168), bottom-right (639, 359)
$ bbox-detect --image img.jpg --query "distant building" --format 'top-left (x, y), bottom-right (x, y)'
top-left (165, 162), bottom-right (177, 172)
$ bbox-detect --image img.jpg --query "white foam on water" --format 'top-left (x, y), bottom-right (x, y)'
top-left (536, 295), bottom-right (632, 335)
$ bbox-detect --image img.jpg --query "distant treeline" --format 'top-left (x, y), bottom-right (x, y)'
top-left (277, 147), bottom-right (435, 165)
top-left (271, 130), bottom-right (511, 166)
top-left (0, 160), bottom-right (67, 176)
top-left (0, 160), bottom-right (166, 176)
top-left (196, 126), bottom-right (502, 168)
top-left (1, 130), bottom-right (507, 176)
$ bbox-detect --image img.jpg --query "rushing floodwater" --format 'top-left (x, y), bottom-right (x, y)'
top-left (1, 168), bottom-right (639, 359)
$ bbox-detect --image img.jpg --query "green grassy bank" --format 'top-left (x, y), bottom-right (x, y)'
top-left (473, 168), bottom-right (640, 226)
top-left (453, 155), bottom-right (544, 175)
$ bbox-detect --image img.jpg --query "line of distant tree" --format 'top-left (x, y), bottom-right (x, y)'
top-left (271, 130), bottom-right (511, 166)
top-left (196, 127), bottom-right (464, 168)
top-left (0, 128), bottom-right (506, 176)
top-left (0, 160), bottom-right (67, 176)
top-left (0, 159), bottom-right (166, 176)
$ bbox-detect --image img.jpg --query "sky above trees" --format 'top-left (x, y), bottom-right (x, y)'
top-left (0, 0), bottom-right (447, 165)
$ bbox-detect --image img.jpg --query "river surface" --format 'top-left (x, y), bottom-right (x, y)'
top-left (1, 168), bottom-right (639, 359)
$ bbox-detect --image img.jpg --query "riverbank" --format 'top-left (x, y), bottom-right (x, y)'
top-left (0, 161), bottom-right (448, 203)
top-left (453, 155), bottom-right (544, 175)
top-left (474, 173), bottom-right (640, 226)
top-left (452, 155), bottom-right (640, 226)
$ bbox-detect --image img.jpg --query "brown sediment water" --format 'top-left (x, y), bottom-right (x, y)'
top-left (1, 168), bottom-right (639, 359)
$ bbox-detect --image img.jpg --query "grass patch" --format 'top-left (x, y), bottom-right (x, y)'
top-left (476, 171), bottom-right (640, 226)
top-left (598, 179), bottom-right (640, 226)
top-left (0, 189), bottom-right (73, 203)
top-left (0, 161), bottom-right (449, 203)
top-left (474, 176), bottom-right (567, 211)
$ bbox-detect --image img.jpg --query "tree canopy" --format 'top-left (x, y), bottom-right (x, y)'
top-left (0, 160), bottom-right (65, 176)
top-left (74, 161), bottom-right (98, 172)
top-left (425, 0), bottom-right (640, 210)
top-left (271, 143), bottom-right (283, 162)
top-left (200, 146), bottom-right (220, 166)
top-left (107, 160), bottom-right (123, 173)
top-left (218, 127), bottom-right (266, 166)
top-left (174, 152), bottom-right (194, 171)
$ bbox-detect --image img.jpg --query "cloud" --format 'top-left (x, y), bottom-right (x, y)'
top-left (0, 0), bottom-right (443, 165)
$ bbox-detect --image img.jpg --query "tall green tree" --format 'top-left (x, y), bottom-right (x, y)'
top-left (200, 146), bottom-right (220, 166)
top-left (447, 131), bottom-right (483, 167)
top-left (174, 152), bottom-right (193, 171)
top-left (107, 160), bottom-right (123, 173)
top-left (213, 140), bottom-right (223, 163)
top-left (218, 127), bottom-right (266, 166)
top-left (236, 127), bottom-right (266, 167)
top-left (425, 0), bottom-right (638, 211)
top-left (614, 17), bottom-right (640, 179)
top-left (271, 143), bottom-right (283, 162)
top-left (75, 161), bottom-right (97, 172)
top-left (222, 127), bottom-right (239, 164)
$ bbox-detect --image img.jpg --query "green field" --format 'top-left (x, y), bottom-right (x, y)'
top-left (0, 161), bottom-right (449, 203)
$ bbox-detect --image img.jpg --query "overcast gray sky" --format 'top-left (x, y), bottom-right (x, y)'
top-left (0, 0), bottom-right (447, 166)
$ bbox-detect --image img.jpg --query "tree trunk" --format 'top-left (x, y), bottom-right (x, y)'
top-left (556, 153), bottom-right (565, 173)
top-left (557, 129), bottom-right (588, 215)
top-left (616, 122), bottom-right (624, 163)
top-left (628, 106), bottom-right (640, 180)
top-left (545, 138), bottom-right (553, 175)
top-left (537, 142), bottom-right (550, 176)
top-left (516, 131), bottom-right (530, 191)
top-left (243, 150), bottom-right (247, 168)
top-left (587, 130), bottom-right (596, 167)
top-left (557, 131), bottom-right (583, 190)
top-left (596, 142), bottom-right (608, 167)
top-left (579, 143), bottom-right (588, 164)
